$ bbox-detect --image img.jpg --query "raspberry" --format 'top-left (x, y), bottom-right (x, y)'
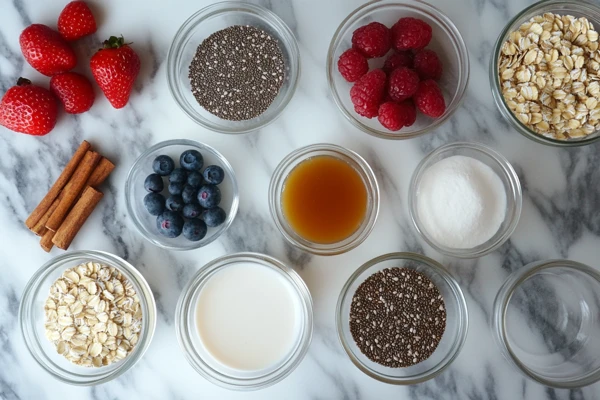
top-left (387, 67), bottom-right (419, 102)
top-left (350, 69), bottom-right (387, 118)
top-left (398, 100), bottom-right (417, 127)
top-left (414, 79), bottom-right (446, 118)
top-left (392, 17), bottom-right (432, 51)
top-left (382, 51), bottom-right (413, 74)
top-left (413, 49), bottom-right (443, 80)
top-left (377, 100), bottom-right (417, 131)
top-left (337, 48), bottom-right (369, 82)
top-left (352, 22), bottom-right (391, 58)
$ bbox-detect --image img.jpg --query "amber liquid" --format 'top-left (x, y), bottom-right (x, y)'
top-left (281, 155), bottom-right (368, 244)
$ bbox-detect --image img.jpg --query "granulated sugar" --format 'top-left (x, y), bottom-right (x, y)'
top-left (416, 155), bottom-right (506, 249)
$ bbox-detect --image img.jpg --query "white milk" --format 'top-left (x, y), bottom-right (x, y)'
top-left (195, 262), bottom-right (300, 371)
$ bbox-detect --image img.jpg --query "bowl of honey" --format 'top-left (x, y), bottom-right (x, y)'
top-left (269, 144), bottom-right (380, 255)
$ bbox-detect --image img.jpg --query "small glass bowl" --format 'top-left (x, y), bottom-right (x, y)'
top-left (336, 252), bottom-right (468, 384)
top-left (269, 144), bottom-right (380, 256)
top-left (19, 251), bottom-right (157, 386)
top-left (492, 260), bottom-right (600, 388)
top-left (167, 1), bottom-right (300, 134)
top-left (327, 0), bottom-right (469, 140)
top-left (490, 0), bottom-right (600, 146)
top-left (175, 252), bottom-right (313, 390)
top-left (125, 139), bottom-right (239, 251)
top-left (408, 142), bottom-right (522, 258)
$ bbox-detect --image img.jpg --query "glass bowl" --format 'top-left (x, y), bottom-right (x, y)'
top-left (408, 142), bottom-right (522, 258)
top-left (336, 252), bottom-right (468, 384)
top-left (327, 0), bottom-right (469, 140)
top-left (167, 1), bottom-right (300, 134)
top-left (490, 0), bottom-right (600, 146)
top-left (269, 144), bottom-right (380, 256)
top-left (125, 139), bottom-right (239, 251)
top-left (19, 251), bottom-right (157, 386)
top-left (175, 252), bottom-right (313, 390)
top-left (492, 260), bottom-right (600, 388)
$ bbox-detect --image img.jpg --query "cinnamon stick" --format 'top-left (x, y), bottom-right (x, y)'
top-left (52, 187), bottom-right (103, 250)
top-left (46, 151), bottom-right (101, 232)
top-left (40, 229), bottom-right (55, 253)
top-left (25, 140), bottom-right (91, 229)
top-left (31, 199), bottom-right (59, 236)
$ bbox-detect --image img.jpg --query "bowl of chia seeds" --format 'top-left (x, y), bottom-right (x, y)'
top-left (336, 252), bottom-right (468, 385)
top-left (167, 2), bottom-right (300, 134)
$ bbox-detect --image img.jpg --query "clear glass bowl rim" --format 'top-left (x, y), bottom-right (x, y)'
top-left (268, 143), bottom-right (380, 255)
top-left (408, 141), bottom-right (523, 258)
top-left (335, 252), bottom-right (469, 384)
top-left (166, 1), bottom-right (301, 134)
top-left (492, 259), bottom-right (600, 388)
top-left (18, 250), bottom-right (157, 386)
top-left (125, 139), bottom-right (240, 251)
top-left (489, 0), bottom-right (600, 147)
top-left (174, 252), bottom-right (314, 390)
top-left (326, 0), bottom-right (470, 140)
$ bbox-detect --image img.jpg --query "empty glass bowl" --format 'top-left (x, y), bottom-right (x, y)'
top-left (336, 252), bottom-right (468, 384)
top-left (167, 1), bottom-right (300, 134)
top-left (409, 142), bottom-right (522, 258)
top-left (490, 0), bottom-right (600, 146)
top-left (19, 251), bottom-right (156, 385)
top-left (125, 139), bottom-right (239, 250)
top-left (492, 260), bottom-right (600, 388)
top-left (327, 0), bottom-right (469, 139)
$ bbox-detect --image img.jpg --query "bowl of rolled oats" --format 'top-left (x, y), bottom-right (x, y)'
top-left (491, 0), bottom-right (600, 146)
top-left (19, 251), bottom-right (156, 385)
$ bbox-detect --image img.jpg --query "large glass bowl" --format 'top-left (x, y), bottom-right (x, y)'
top-left (167, 1), bottom-right (300, 134)
top-left (490, 0), bottom-right (600, 146)
top-left (19, 251), bottom-right (157, 385)
top-left (327, 0), bottom-right (469, 140)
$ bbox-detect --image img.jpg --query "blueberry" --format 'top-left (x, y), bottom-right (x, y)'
top-left (202, 206), bottom-right (226, 227)
top-left (143, 193), bottom-right (165, 216)
top-left (182, 203), bottom-right (203, 219)
top-left (168, 182), bottom-right (184, 196)
top-left (197, 185), bottom-right (221, 208)
top-left (153, 155), bottom-right (174, 176)
top-left (156, 211), bottom-right (184, 238)
top-left (182, 219), bottom-right (207, 241)
top-left (144, 174), bottom-right (164, 192)
top-left (166, 195), bottom-right (184, 212)
top-left (182, 185), bottom-right (198, 204)
top-left (187, 171), bottom-right (203, 188)
top-left (169, 168), bottom-right (187, 184)
top-left (203, 165), bottom-right (225, 185)
top-left (180, 149), bottom-right (203, 171)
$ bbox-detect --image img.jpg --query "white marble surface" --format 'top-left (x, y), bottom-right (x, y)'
top-left (1, 0), bottom-right (600, 399)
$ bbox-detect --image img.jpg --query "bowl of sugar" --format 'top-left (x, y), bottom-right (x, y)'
top-left (409, 142), bottom-right (522, 258)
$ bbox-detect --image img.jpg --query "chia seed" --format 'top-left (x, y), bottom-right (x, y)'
top-left (188, 25), bottom-right (285, 121)
top-left (349, 267), bottom-right (447, 368)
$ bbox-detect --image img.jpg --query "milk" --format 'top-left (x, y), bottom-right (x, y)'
top-left (195, 262), bottom-right (300, 371)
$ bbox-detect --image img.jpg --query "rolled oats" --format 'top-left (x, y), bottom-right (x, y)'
top-left (44, 262), bottom-right (143, 367)
top-left (499, 13), bottom-right (600, 140)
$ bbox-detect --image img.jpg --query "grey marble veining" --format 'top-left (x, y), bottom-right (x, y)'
top-left (1, 0), bottom-right (600, 398)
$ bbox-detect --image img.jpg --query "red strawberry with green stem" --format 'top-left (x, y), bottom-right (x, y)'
top-left (90, 36), bottom-right (140, 109)
top-left (0, 78), bottom-right (58, 136)
top-left (20, 24), bottom-right (77, 76)
top-left (58, 1), bottom-right (97, 41)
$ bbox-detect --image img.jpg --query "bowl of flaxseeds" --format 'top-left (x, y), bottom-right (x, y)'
top-left (167, 2), bottom-right (300, 134)
top-left (491, 0), bottom-right (600, 146)
top-left (336, 252), bottom-right (468, 385)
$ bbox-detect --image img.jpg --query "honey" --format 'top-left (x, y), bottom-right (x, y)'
top-left (281, 155), bottom-right (368, 244)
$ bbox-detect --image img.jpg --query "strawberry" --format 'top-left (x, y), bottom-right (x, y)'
top-left (90, 36), bottom-right (140, 109)
top-left (0, 78), bottom-right (58, 136)
top-left (58, 1), bottom-right (97, 41)
top-left (50, 72), bottom-right (95, 114)
top-left (19, 24), bottom-right (77, 76)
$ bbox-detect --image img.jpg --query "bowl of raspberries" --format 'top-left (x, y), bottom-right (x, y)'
top-left (125, 139), bottom-right (239, 250)
top-left (327, 0), bottom-right (469, 139)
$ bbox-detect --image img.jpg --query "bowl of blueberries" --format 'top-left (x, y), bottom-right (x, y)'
top-left (125, 139), bottom-right (239, 250)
